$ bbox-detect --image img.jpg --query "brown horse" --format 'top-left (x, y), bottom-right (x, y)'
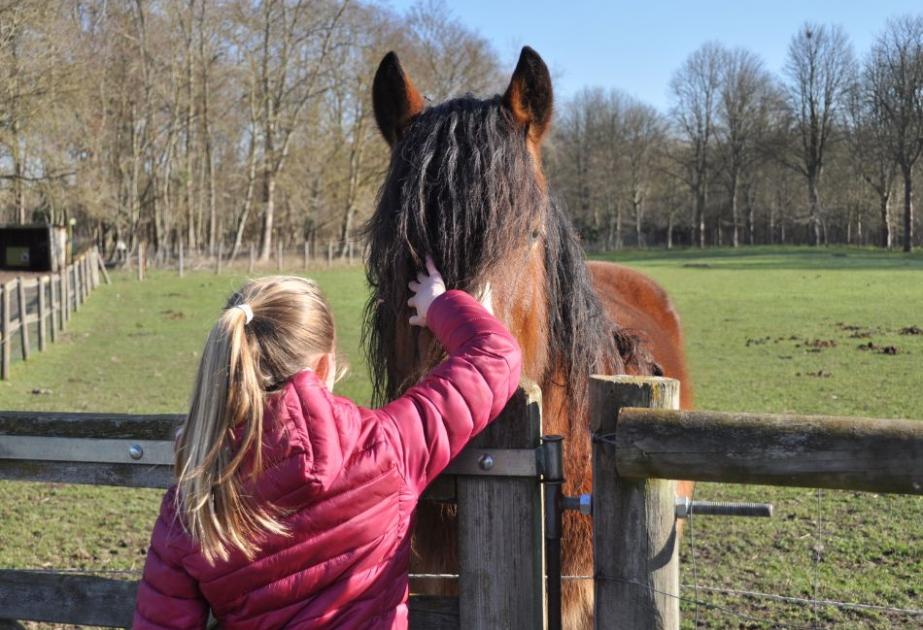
top-left (365, 47), bottom-right (692, 628)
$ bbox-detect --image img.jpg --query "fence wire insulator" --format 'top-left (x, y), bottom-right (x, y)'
top-left (675, 498), bottom-right (773, 518)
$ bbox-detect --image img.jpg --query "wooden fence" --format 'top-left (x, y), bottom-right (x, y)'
top-left (589, 375), bottom-right (923, 630)
top-left (0, 382), bottom-right (546, 629)
top-left (0, 246), bottom-right (105, 380)
top-left (2, 374), bottom-right (922, 628)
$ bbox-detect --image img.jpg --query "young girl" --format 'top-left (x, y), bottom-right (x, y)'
top-left (133, 259), bottom-right (521, 629)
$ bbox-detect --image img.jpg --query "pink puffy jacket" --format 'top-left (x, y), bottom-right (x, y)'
top-left (133, 290), bottom-right (521, 629)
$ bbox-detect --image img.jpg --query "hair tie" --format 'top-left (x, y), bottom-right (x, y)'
top-left (234, 303), bottom-right (254, 324)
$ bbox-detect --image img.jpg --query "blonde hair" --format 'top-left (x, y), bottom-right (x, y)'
top-left (175, 275), bottom-right (337, 563)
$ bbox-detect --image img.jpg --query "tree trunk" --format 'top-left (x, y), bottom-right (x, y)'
top-left (695, 188), bottom-right (706, 248)
top-left (259, 169), bottom-right (276, 261)
top-left (12, 120), bottom-right (25, 224)
top-left (808, 174), bottom-right (822, 247)
top-left (616, 202), bottom-right (623, 250)
top-left (880, 192), bottom-right (892, 249)
top-left (901, 164), bottom-right (913, 253)
top-left (729, 174), bottom-right (739, 248)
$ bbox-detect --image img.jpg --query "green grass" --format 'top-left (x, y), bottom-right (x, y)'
top-left (1, 247), bottom-right (922, 628)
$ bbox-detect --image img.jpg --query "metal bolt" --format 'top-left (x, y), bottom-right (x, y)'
top-left (675, 497), bottom-right (773, 518)
top-left (578, 493), bottom-right (592, 516)
top-left (478, 454), bottom-right (495, 471)
top-left (129, 444), bottom-right (144, 461)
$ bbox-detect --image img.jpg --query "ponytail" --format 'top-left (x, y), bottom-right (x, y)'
top-left (175, 276), bottom-right (336, 563)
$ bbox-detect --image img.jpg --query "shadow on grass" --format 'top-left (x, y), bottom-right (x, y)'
top-left (588, 245), bottom-right (923, 271)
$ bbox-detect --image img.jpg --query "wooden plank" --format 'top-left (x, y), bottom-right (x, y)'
top-left (591, 375), bottom-right (681, 630)
top-left (615, 408), bottom-right (923, 495)
top-left (178, 239), bottom-right (185, 277)
top-left (0, 571), bottom-right (454, 630)
top-left (0, 570), bottom-right (137, 628)
top-left (97, 250), bottom-right (111, 285)
top-left (0, 459), bottom-right (173, 489)
top-left (0, 411), bottom-right (182, 439)
top-left (457, 381), bottom-right (544, 630)
top-left (409, 595), bottom-right (459, 630)
top-left (137, 243), bottom-right (144, 281)
top-left (16, 278), bottom-right (29, 361)
top-left (37, 277), bottom-right (46, 352)
top-left (1, 283), bottom-right (9, 380)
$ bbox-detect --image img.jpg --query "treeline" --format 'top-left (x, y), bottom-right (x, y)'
top-left (0, 0), bottom-right (501, 260)
top-left (548, 19), bottom-right (923, 252)
top-left (1, 3), bottom-right (921, 257)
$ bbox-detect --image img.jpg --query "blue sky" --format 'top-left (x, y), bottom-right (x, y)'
top-left (386, 0), bottom-right (922, 111)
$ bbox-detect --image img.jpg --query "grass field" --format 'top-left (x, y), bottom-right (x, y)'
top-left (0, 246), bottom-right (921, 628)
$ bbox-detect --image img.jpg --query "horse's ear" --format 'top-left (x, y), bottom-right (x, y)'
top-left (502, 46), bottom-right (553, 143)
top-left (373, 51), bottom-right (425, 146)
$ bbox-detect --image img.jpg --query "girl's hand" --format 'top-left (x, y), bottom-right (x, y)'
top-left (408, 256), bottom-right (446, 327)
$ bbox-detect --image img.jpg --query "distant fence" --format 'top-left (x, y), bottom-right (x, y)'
top-left (0, 247), bottom-right (106, 380)
top-left (1, 375), bottom-right (921, 628)
top-left (130, 238), bottom-right (366, 279)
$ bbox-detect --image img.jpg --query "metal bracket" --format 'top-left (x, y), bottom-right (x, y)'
top-left (0, 435), bottom-right (173, 466)
top-left (562, 493), bottom-right (592, 516)
top-left (442, 446), bottom-right (543, 477)
top-left (675, 497), bottom-right (773, 518)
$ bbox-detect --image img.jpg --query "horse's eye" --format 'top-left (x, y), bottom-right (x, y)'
top-left (531, 229), bottom-right (541, 241)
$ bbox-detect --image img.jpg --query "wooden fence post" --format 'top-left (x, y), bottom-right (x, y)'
top-left (92, 247), bottom-right (100, 287)
top-left (248, 244), bottom-right (255, 274)
top-left (457, 381), bottom-right (545, 629)
top-left (277, 241), bottom-right (283, 271)
top-left (303, 240), bottom-right (309, 271)
top-left (327, 241), bottom-right (332, 267)
top-left (216, 242), bottom-right (223, 275)
top-left (37, 278), bottom-right (47, 352)
top-left (1, 283), bottom-right (9, 379)
top-left (49, 274), bottom-right (58, 342)
top-left (178, 240), bottom-right (185, 278)
top-left (63, 265), bottom-right (71, 322)
top-left (73, 262), bottom-right (83, 311)
top-left (137, 244), bottom-right (144, 281)
top-left (590, 375), bottom-right (681, 630)
top-left (17, 278), bottom-right (30, 361)
top-left (96, 250), bottom-right (111, 286)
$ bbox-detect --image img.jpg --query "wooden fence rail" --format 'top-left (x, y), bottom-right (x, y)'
top-left (0, 383), bottom-right (544, 629)
top-left (589, 374), bottom-right (923, 630)
top-left (0, 247), bottom-right (105, 380)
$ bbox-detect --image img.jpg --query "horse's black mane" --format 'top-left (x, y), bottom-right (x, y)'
top-left (363, 94), bottom-right (649, 409)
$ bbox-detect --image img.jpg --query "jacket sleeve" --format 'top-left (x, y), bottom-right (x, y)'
top-left (379, 290), bottom-right (522, 496)
top-left (133, 492), bottom-right (209, 630)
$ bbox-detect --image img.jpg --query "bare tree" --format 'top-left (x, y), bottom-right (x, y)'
top-left (715, 47), bottom-right (775, 247)
top-left (782, 23), bottom-right (855, 246)
top-left (846, 60), bottom-right (898, 248)
top-left (669, 42), bottom-right (722, 247)
top-left (868, 15), bottom-right (923, 252)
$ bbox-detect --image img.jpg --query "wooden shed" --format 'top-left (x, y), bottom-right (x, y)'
top-left (0, 224), bottom-right (69, 273)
